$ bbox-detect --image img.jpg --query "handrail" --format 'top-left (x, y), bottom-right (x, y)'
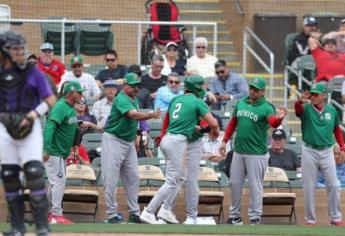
top-left (284, 65), bottom-right (345, 133)
top-left (0, 18), bottom-right (218, 64)
top-left (243, 27), bottom-right (274, 100)
top-left (235, 0), bottom-right (245, 16)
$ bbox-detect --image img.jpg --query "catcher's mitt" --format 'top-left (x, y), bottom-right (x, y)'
top-left (0, 113), bottom-right (34, 139)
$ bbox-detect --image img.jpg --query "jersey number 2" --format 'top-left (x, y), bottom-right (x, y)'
top-left (172, 103), bottom-right (182, 119)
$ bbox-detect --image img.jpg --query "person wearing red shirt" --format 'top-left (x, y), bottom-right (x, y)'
top-left (38, 42), bottom-right (65, 86)
top-left (65, 144), bottom-right (91, 166)
top-left (309, 37), bottom-right (345, 82)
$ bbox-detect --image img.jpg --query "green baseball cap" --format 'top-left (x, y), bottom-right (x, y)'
top-left (249, 77), bottom-right (266, 90)
top-left (63, 80), bottom-right (86, 95)
top-left (124, 73), bottom-right (141, 85)
top-left (310, 82), bottom-right (327, 94)
top-left (70, 55), bottom-right (83, 65)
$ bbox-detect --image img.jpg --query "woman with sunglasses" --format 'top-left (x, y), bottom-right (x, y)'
top-left (186, 37), bottom-right (218, 78)
top-left (74, 98), bottom-right (102, 134)
top-left (162, 42), bottom-right (186, 76)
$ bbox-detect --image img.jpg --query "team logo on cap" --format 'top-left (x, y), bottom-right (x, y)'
top-left (254, 78), bottom-right (259, 83)
top-left (312, 84), bottom-right (317, 89)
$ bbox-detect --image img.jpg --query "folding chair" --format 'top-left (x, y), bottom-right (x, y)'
top-left (138, 165), bottom-right (165, 208)
top-left (262, 167), bottom-right (297, 224)
top-left (81, 132), bottom-right (102, 152)
top-left (63, 164), bottom-right (99, 222)
top-left (197, 167), bottom-right (224, 222)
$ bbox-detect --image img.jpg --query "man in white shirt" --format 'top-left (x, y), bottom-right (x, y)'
top-left (61, 55), bottom-right (101, 100)
top-left (186, 37), bottom-right (218, 78)
top-left (92, 80), bottom-right (118, 127)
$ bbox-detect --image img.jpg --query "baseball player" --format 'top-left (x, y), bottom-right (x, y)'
top-left (0, 31), bottom-right (56, 236)
top-left (43, 80), bottom-right (86, 224)
top-left (295, 82), bottom-right (345, 226)
top-left (219, 77), bottom-right (287, 225)
top-left (101, 73), bottom-right (161, 224)
top-left (140, 75), bottom-right (219, 224)
top-left (155, 103), bottom-right (217, 224)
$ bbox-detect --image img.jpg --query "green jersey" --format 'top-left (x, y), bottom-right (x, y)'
top-left (43, 99), bottom-right (78, 158)
top-left (105, 91), bottom-right (139, 142)
top-left (167, 93), bottom-right (209, 140)
top-left (300, 103), bottom-right (339, 147)
top-left (233, 96), bottom-right (275, 155)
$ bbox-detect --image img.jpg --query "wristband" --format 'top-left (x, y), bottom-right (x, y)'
top-left (35, 101), bottom-right (50, 117)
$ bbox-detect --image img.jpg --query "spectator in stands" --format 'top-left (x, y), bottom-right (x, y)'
top-left (309, 36), bottom-right (345, 82)
top-left (211, 60), bottom-right (248, 110)
top-left (139, 55), bottom-right (168, 108)
top-left (317, 144), bottom-right (345, 188)
top-left (287, 16), bottom-right (319, 66)
top-left (161, 42), bottom-right (186, 76)
top-left (202, 131), bottom-right (229, 164)
top-left (136, 120), bottom-right (152, 158)
top-left (38, 42), bottom-right (65, 86)
top-left (154, 72), bottom-right (183, 112)
top-left (61, 55), bottom-right (101, 100)
top-left (322, 19), bottom-right (345, 53)
top-left (65, 145), bottom-right (91, 166)
top-left (75, 97), bottom-right (102, 134)
top-left (28, 53), bottom-right (58, 96)
top-left (186, 37), bottom-right (218, 78)
top-left (268, 129), bottom-right (301, 171)
top-left (95, 49), bottom-right (128, 86)
top-left (128, 64), bottom-right (143, 77)
top-left (92, 80), bottom-right (118, 127)
top-left (27, 53), bottom-right (38, 65)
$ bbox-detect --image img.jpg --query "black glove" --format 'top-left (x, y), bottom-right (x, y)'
top-left (0, 113), bottom-right (34, 139)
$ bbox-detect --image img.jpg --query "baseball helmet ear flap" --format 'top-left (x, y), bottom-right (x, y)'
top-left (184, 75), bottom-right (206, 98)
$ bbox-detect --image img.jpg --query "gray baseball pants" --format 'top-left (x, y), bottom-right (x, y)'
top-left (146, 133), bottom-right (187, 213)
top-left (162, 138), bottom-right (202, 219)
top-left (45, 155), bottom-right (66, 216)
top-left (229, 152), bottom-right (269, 220)
top-left (101, 132), bottom-right (140, 219)
top-left (302, 145), bottom-right (341, 224)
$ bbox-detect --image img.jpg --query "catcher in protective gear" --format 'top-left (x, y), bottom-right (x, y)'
top-left (0, 113), bottom-right (34, 139)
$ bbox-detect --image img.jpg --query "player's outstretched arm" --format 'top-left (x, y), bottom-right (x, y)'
top-left (127, 108), bottom-right (161, 120)
top-left (267, 106), bottom-right (288, 128)
top-left (202, 112), bottom-right (219, 139)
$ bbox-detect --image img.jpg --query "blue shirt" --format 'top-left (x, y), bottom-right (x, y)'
top-left (210, 71), bottom-right (248, 99)
top-left (154, 85), bottom-right (183, 112)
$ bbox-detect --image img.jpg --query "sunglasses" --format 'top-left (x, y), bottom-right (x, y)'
top-left (106, 58), bottom-right (116, 62)
top-left (196, 46), bottom-right (206, 49)
top-left (72, 64), bottom-right (83, 68)
top-left (78, 101), bottom-right (86, 105)
top-left (310, 93), bottom-right (319, 97)
top-left (42, 49), bottom-right (53, 54)
top-left (167, 48), bottom-right (177, 52)
top-left (216, 70), bottom-right (226, 75)
top-left (168, 80), bottom-right (180, 85)
top-left (152, 64), bottom-right (163, 69)
top-left (249, 86), bottom-right (260, 92)
top-left (129, 84), bottom-right (140, 89)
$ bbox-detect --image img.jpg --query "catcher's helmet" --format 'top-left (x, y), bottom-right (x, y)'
top-left (184, 75), bottom-right (206, 98)
top-left (0, 31), bottom-right (27, 69)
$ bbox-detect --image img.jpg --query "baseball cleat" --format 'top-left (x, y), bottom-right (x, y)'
top-left (157, 207), bottom-right (179, 224)
top-left (140, 207), bottom-right (159, 224)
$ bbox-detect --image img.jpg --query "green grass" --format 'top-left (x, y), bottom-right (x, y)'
top-left (1, 224), bottom-right (345, 236)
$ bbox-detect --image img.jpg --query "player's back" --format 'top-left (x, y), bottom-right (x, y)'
top-left (167, 93), bottom-right (208, 139)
